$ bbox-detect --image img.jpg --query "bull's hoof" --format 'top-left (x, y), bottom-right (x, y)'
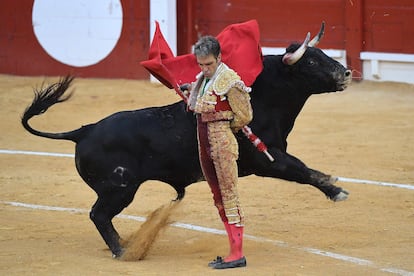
top-left (172, 196), bottom-right (182, 202)
top-left (174, 189), bottom-right (185, 201)
top-left (332, 189), bottom-right (349, 202)
top-left (112, 248), bottom-right (125, 259)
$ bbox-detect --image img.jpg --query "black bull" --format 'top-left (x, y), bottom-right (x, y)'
top-left (22, 43), bottom-right (352, 258)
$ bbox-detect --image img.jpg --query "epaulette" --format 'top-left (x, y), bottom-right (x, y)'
top-left (213, 69), bottom-right (251, 95)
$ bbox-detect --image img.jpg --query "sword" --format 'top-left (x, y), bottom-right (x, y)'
top-left (242, 126), bottom-right (274, 162)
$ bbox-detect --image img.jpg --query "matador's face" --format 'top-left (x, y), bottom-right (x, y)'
top-left (196, 53), bottom-right (221, 79)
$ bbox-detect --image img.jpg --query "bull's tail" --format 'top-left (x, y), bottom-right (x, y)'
top-left (21, 76), bottom-right (86, 143)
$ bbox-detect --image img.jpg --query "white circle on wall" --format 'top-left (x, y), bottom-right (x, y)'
top-left (32, 0), bottom-right (123, 67)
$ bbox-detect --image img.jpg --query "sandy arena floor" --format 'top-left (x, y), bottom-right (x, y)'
top-left (0, 74), bottom-right (413, 275)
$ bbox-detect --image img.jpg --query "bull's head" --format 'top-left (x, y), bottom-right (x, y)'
top-left (282, 22), bottom-right (352, 91)
top-left (282, 22), bottom-right (325, 65)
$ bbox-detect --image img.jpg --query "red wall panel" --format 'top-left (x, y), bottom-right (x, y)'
top-left (178, 0), bottom-right (414, 54)
top-left (363, 0), bottom-right (414, 53)
top-left (178, 0), bottom-right (346, 50)
top-left (0, 0), bottom-right (150, 79)
top-left (176, 0), bottom-right (414, 75)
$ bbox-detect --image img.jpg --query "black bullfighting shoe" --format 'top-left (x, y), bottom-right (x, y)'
top-left (208, 256), bottom-right (223, 267)
top-left (210, 256), bottom-right (247, 269)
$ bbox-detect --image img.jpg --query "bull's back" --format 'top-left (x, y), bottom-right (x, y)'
top-left (74, 101), bottom-right (201, 186)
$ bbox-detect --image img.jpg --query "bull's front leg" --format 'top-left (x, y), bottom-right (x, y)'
top-left (253, 149), bottom-right (349, 201)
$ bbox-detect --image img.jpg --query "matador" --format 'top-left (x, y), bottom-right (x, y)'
top-left (185, 35), bottom-right (253, 269)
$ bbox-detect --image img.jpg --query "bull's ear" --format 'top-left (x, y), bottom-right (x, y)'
top-left (309, 22), bottom-right (325, 47)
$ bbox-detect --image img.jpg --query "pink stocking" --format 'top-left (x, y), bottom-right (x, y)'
top-left (223, 221), bottom-right (244, 262)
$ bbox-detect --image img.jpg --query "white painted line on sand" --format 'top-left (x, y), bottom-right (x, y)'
top-left (1, 200), bottom-right (413, 275)
top-left (1, 149), bottom-right (413, 190)
top-left (0, 149), bottom-right (74, 158)
top-left (338, 176), bottom-right (414, 190)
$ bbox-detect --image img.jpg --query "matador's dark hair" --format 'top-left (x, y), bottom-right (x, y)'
top-left (194, 35), bottom-right (221, 59)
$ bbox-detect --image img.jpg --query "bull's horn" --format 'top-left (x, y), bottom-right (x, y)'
top-left (282, 32), bottom-right (310, 65)
top-left (308, 21), bottom-right (325, 47)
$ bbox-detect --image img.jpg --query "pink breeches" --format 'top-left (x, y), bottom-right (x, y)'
top-left (196, 115), bottom-right (244, 225)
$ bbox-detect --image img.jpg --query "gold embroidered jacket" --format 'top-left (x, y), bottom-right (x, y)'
top-left (188, 63), bottom-right (253, 132)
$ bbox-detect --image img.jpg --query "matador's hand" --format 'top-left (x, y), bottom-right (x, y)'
top-left (179, 83), bottom-right (191, 97)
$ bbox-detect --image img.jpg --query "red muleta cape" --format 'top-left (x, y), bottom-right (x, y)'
top-left (140, 20), bottom-right (263, 99)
